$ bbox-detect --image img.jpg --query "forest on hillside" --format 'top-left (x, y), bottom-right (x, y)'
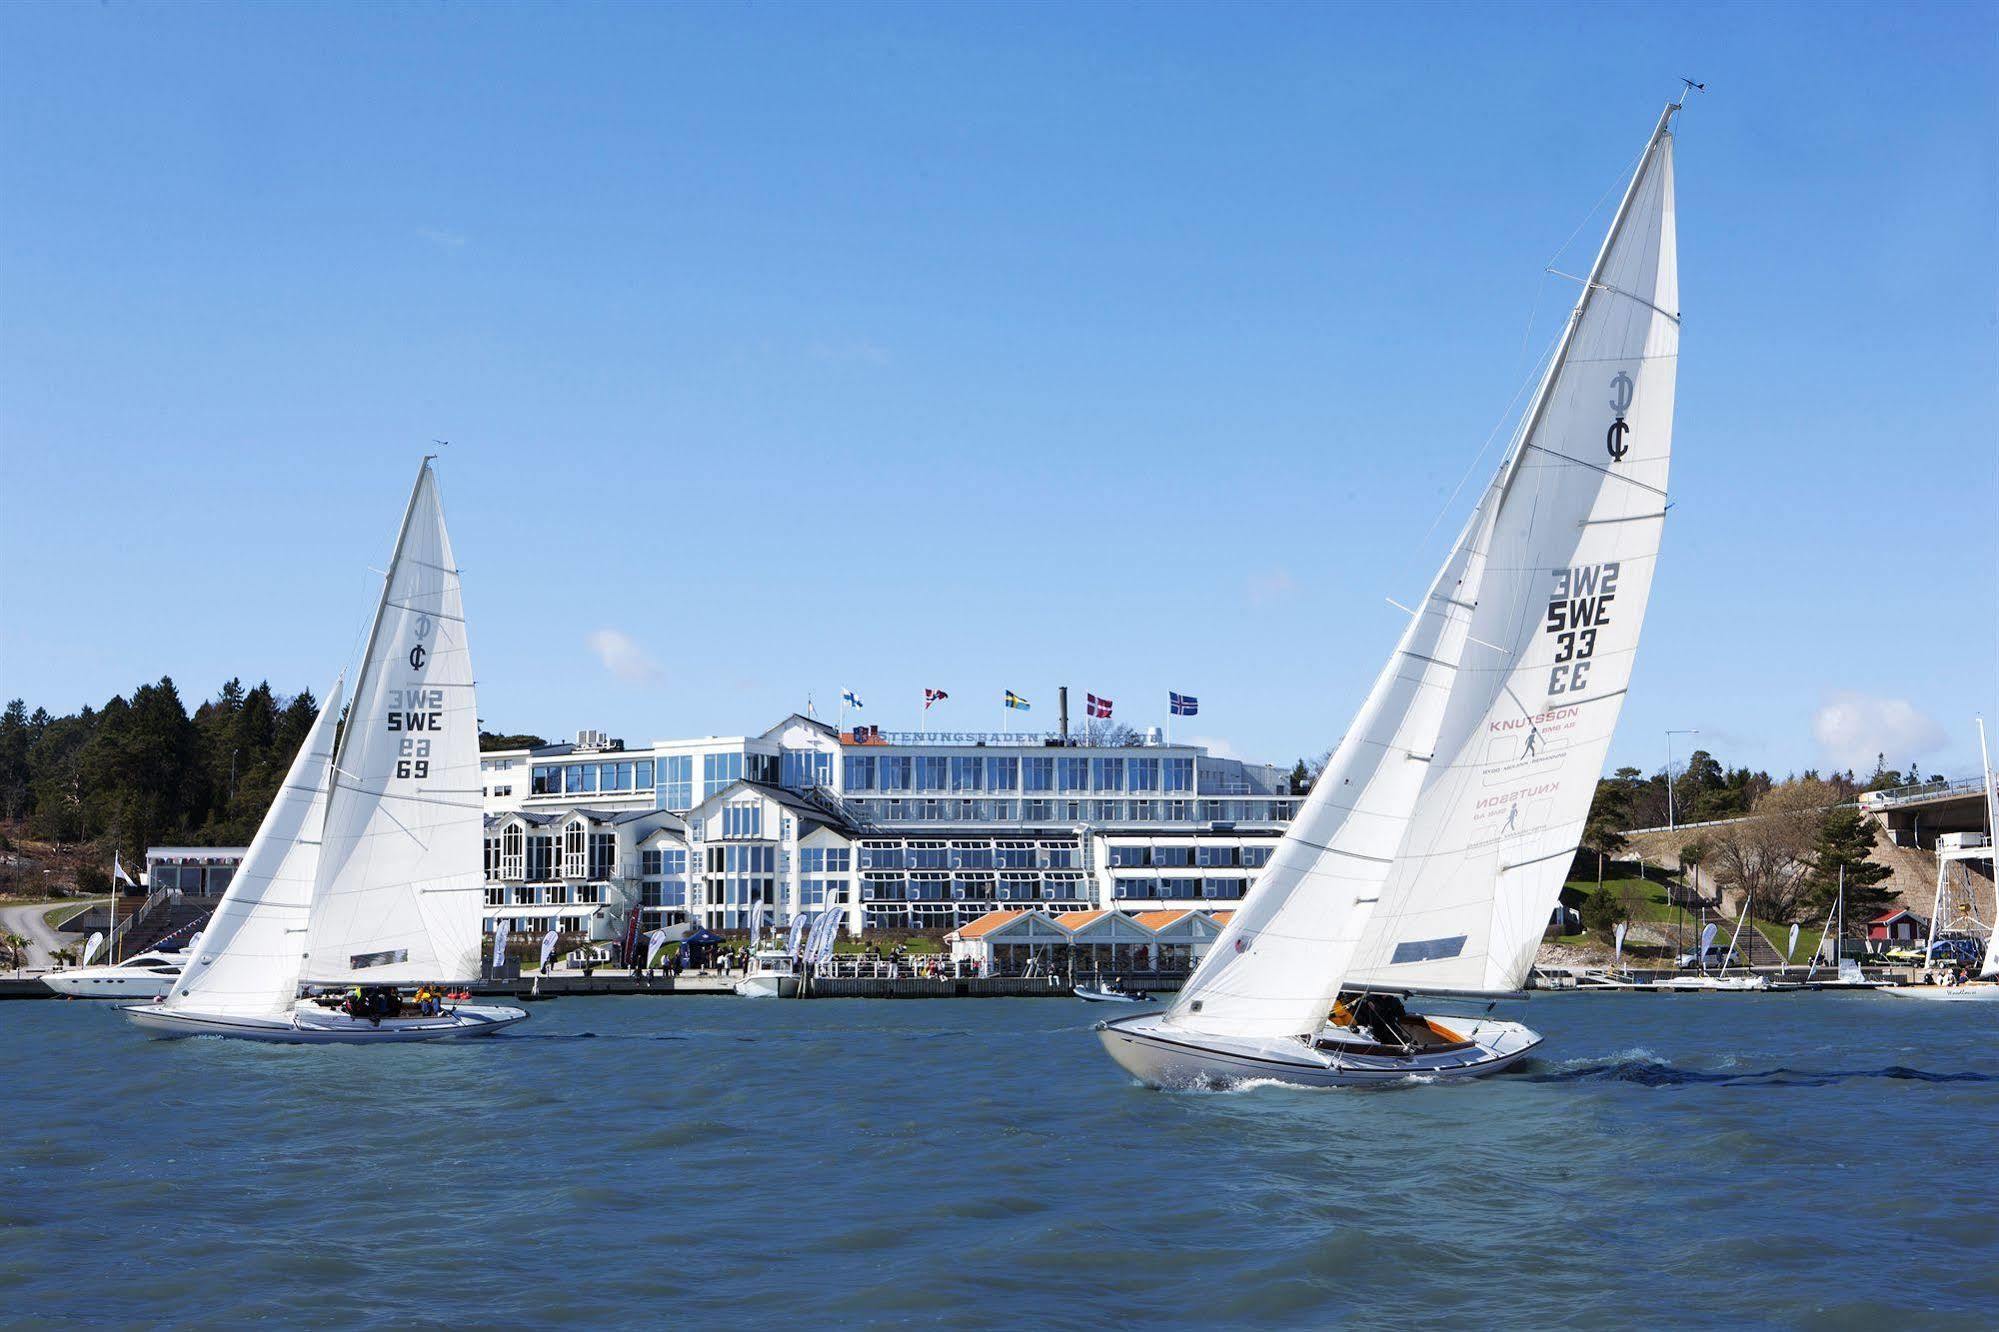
top-left (0, 679), bottom-right (321, 877)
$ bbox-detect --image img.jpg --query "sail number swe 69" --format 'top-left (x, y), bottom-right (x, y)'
top-left (386, 687), bottom-right (446, 779)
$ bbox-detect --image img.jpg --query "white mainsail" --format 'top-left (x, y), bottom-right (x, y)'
top-left (1164, 487), bottom-right (1498, 1039)
top-left (1347, 107), bottom-right (1680, 996)
top-left (164, 678), bottom-right (344, 1017)
top-left (301, 461), bottom-right (484, 985)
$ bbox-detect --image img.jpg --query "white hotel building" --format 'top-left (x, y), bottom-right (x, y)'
top-left (478, 715), bottom-right (1301, 942)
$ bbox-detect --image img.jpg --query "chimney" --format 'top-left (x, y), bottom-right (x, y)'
top-left (1059, 686), bottom-right (1069, 744)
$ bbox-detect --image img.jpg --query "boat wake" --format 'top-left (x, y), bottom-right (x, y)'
top-left (1528, 1059), bottom-right (1998, 1087)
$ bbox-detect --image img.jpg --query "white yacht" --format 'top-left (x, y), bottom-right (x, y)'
top-left (42, 950), bottom-right (186, 999)
top-left (120, 459), bottom-right (526, 1044)
top-left (1100, 100), bottom-right (1684, 1090)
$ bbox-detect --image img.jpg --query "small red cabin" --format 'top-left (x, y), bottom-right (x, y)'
top-left (1865, 909), bottom-right (1924, 943)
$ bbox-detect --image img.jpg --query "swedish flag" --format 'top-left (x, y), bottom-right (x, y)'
top-left (1004, 690), bottom-right (1031, 711)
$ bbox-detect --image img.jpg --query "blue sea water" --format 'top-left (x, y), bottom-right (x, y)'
top-left (3, 992), bottom-right (1995, 1329)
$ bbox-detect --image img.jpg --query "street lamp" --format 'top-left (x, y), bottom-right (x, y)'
top-left (1665, 729), bottom-right (1700, 830)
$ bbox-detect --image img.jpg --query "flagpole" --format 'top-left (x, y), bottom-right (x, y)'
top-left (108, 855), bottom-right (119, 966)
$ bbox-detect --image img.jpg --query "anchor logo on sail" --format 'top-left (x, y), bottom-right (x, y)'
top-left (1606, 371), bottom-right (1633, 460)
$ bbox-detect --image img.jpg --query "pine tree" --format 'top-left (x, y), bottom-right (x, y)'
top-left (1803, 806), bottom-right (1893, 921)
top-left (0, 700), bottom-right (30, 820)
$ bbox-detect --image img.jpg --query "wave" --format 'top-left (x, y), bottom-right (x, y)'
top-left (1528, 1059), bottom-right (1999, 1087)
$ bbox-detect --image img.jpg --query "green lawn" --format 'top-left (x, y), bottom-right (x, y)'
top-left (1566, 873), bottom-right (1822, 965)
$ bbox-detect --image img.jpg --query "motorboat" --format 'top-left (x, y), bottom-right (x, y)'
top-left (734, 948), bottom-right (800, 998)
top-left (1098, 101), bottom-right (1684, 1090)
top-left (121, 460), bottom-right (525, 1044)
top-left (1075, 982), bottom-right (1153, 1003)
top-left (42, 950), bottom-right (185, 999)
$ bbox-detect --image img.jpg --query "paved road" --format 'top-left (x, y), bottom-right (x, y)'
top-left (0, 901), bottom-right (78, 972)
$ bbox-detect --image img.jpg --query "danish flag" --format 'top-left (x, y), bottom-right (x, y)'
top-left (1086, 693), bottom-right (1113, 719)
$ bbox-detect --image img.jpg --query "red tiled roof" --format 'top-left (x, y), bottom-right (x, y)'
top-left (956, 909), bottom-right (1029, 940)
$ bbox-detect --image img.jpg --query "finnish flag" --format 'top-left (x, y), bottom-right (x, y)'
top-left (841, 689), bottom-right (863, 709)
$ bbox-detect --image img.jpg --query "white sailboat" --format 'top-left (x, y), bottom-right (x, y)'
top-left (124, 460), bottom-right (526, 1042)
top-left (1101, 101), bottom-right (1683, 1088)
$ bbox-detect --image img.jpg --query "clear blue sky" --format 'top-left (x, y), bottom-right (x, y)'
top-left (3, 1), bottom-right (1994, 782)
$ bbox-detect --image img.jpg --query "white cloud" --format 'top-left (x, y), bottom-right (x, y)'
top-left (1246, 567), bottom-right (1296, 605)
top-left (417, 227), bottom-right (467, 250)
top-left (1811, 692), bottom-right (1946, 771)
top-left (586, 629), bottom-right (663, 685)
top-left (1180, 734), bottom-right (1242, 761)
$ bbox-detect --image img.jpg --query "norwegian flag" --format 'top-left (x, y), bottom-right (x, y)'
top-left (924, 688), bottom-right (949, 709)
top-left (1086, 693), bottom-right (1113, 719)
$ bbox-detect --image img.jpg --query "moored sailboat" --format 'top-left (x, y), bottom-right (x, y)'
top-left (1101, 101), bottom-right (1684, 1088)
top-left (123, 460), bottom-right (526, 1043)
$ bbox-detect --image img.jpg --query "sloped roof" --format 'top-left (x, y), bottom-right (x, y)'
top-left (956, 909), bottom-right (1028, 940)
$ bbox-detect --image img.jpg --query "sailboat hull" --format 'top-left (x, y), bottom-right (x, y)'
top-left (120, 1001), bottom-right (529, 1043)
top-left (1096, 1010), bottom-right (1541, 1090)
top-left (1876, 983), bottom-right (1999, 1003)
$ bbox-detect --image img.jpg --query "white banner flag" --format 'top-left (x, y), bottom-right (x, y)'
top-left (491, 920), bottom-right (511, 969)
top-left (786, 910), bottom-right (810, 958)
top-left (540, 928), bottom-right (560, 970)
top-left (646, 927), bottom-right (670, 969)
top-left (112, 853), bottom-right (137, 889)
top-left (1787, 922), bottom-right (1800, 963)
top-left (1612, 921), bottom-right (1627, 969)
top-left (1699, 922), bottom-right (1718, 959)
top-left (749, 903), bottom-right (767, 951)
top-left (80, 931), bottom-right (104, 968)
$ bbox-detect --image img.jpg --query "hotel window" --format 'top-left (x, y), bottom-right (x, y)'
top-left (986, 756), bottom-right (1019, 791)
top-left (1057, 757), bottom-right (1088, 792)
top-left (512, 886), bottom-right (536, 906)
top-left (641, 849), bottom-right (663, 877)
top-left (1164, 758), bottom-right (1194, 792)
top-left (563, 822), bottom-right (587, 877)
top-left (484, 834), bottom-right (501, 877)
top-left (1023, 757), bottom-right (1054, 792)
top-left (548, 883), bottom-right (571, 906)
top-left (500, 825), bottom-right (525, 878)
top-left (1155, 846), bottom-right (1194, 868)
top-left (577, 884), bottom-right (603, 905)
top-left (532, 765), bottom-right (559, 795)
top-left (843, 756), bottom-right (875, 791)
top-left (949, 757), bottom-right (983, 792)
top-left (636, 760), bottom-right (654, 788)
top-left (660, 755), bottom-right (693, 810)
top-left (484, 887), bottom-right (504, 906)
top-left (878, 756), bottom-right (912, 792)
top-left (1091, 757), bottom-right (1124, 791)
top-left (722, 802), bottom-right (763, 839)
top-left (703, 752), bottom-right (744, 800)
top-left (915, 756), bottom-right (947, 791)
top-left (1109, 845), bottom-right (1149, 868)
top-left (1129, 758), bottom-right (1160, 792)
top-left (526, 833), bottom-right (555, 881)
top-left (589, 832), bottom-right (616, 879)
top-left (1197, 844), bottom-right (1237, 868)
top-left (1242, 846), bottom-right (1273, 868)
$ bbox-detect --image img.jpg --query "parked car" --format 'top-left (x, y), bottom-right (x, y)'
top-left (1675, 946), bottom-right (1741, 970)
top-left (1923, 937), bottom-right (1983, 966)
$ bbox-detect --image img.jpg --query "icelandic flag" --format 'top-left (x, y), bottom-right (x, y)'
top-left (1004, 690), bottom-right (1030, 711)
top-left (1086, 693), bottom-right (1113, 719)
top-left (841, 688), bottom-right (863, 709)
top-left (1169, 691), bottom-right (1199, 716)
top-left (924, 688), bottom-right (949, 709)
